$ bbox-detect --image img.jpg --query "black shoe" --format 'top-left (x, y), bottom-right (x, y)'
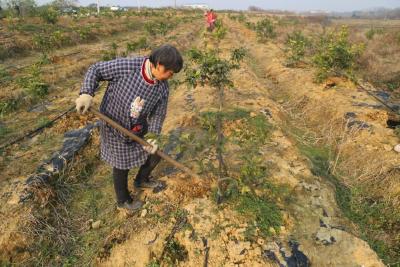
top-left (117, 199), bottom-right (143, 214)
top-left (134, 176), bottom-right (162, 189)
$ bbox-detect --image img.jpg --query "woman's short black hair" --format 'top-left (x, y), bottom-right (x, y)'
top-left (149, 44), bottom-right (183, 73)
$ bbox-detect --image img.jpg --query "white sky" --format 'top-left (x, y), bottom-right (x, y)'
top-left (37, 0), bottom-right (400, 12)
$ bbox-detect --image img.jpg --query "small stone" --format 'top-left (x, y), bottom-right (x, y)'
top-left (28, 103), bottom-right (49, 113)
top-left (92, 220), bottom-right (101, 229)
top-left (141, 209), bottom-right (148, 217)
top-left (394, 144), bottom-right (400, 153)
top-left (315, 227), bottom-right (340, 245)
top-left (250, 112), bottom-right (257, 117)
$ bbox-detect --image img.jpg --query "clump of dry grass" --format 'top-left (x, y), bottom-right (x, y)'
top-left (351, 27), bottom-right (400, 89)
top-left (6, 131), bottom-right (101, 265)
top-left (284, 93), bottom-right (400, 200)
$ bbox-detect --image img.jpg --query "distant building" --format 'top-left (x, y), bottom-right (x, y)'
top-left (183, 4), bottom-right (208, 10)
top-left (61, 7), bottom-right (78, 15)
top-left (110, 6), bottom-right (121, 11)
top-left (308, 10), bottom-right (330, 14)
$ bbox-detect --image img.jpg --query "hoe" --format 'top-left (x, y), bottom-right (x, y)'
top-left (90, 107), bottom-right (200, 180)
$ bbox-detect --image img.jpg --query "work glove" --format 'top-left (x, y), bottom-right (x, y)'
top-left (75, 94), bottom-right (93, 114)
top-left (143, 139), bottom-right (158, 154)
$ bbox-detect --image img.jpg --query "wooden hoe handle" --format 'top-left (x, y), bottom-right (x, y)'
top-left (90, 108), bottom-right (200, 179)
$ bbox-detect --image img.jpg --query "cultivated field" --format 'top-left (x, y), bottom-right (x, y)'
top-left (0, 8), bottom-right (399, 266)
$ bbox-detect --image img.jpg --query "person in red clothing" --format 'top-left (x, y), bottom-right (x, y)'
top-left (204, 9), bottom-right (217, 31)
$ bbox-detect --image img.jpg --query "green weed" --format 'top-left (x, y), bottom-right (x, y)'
top-left (17, 64), bottom-right (49, 99)
top-left (101, 42), bottom-right (118, 61)
top-left (144, 21), bottom-right (176, 36)
top-left (75, 25), bottom-right (93, 41)
top-left (0, 124), bottom-right (10, 140)
top-left (245, 21), bottom-right (256, 30)
top-left (236, 193), bottom-right (282, 237)
top-left (33, 34), bottom-right (52, 52)
top-left (36, 117), bottom-right (52, 128)
top-left (230, 47), bottom-right (247, 63)
top-left (0, 98), bottom-right (19, 117)
top-left (365, 27), bottom-right (384, 40)
top-left (146, 261), bottom-right (161, 267)
top-left (162, 238), bottom-right (188, 265)
top-left (212, 20), bottom-right (227, 40)
top-left (126, 37), bottom-right (148, 53)
top-left (0, 66), bottom-right (12, 86)
top-left (39, 7), bottom-right (59, 24)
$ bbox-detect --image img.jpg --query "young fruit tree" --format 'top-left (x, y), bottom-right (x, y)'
top-left (185, 47), bottom-right (246, 203)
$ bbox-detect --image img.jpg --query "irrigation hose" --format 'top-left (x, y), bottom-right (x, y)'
top-left (90, 108), bottom-right (201, 179)
top-left (0, 105), bottom-right (75, 150)
top-left (355, 80), bottom-right (399, 115)
top-left (0, 83), bottom-right (107, 150)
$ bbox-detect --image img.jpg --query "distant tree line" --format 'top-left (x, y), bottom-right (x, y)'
top-left (0, 0), bottom-right (78, 18)
top-left (248, 5), bottom-right (295, 15)
top-left (247, 5), bottom-right (400, 19)
top-left (349, 8), bottom-right (400, 19)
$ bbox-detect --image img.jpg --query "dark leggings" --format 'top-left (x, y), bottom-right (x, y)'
top-left (113, 154), bottom-right (161, 204)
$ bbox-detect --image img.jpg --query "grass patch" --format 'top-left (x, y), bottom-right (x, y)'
top-left (162, 238), bottom-right (189, 265)
top-left (0, 124), bottom-right (10, 140)
top-left (17, 64), bottom-right (49, 99)
top-left (384, 75), bottom-right (400, 92)
top-left (0, 66), bottom-right (12, 85)
top-left (236, 193), bottom-right (282, 238)
top-left (0, 98), bottom-right (19, 117)
top-left (36, 117), bottom-right (52, 128)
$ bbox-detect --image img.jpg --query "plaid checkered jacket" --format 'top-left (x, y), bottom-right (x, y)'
top-left (80, 56), bottom-right (169, 169)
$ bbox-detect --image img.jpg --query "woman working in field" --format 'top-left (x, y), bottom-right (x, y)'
top-left (75, 45), bottom-right (183, 214)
